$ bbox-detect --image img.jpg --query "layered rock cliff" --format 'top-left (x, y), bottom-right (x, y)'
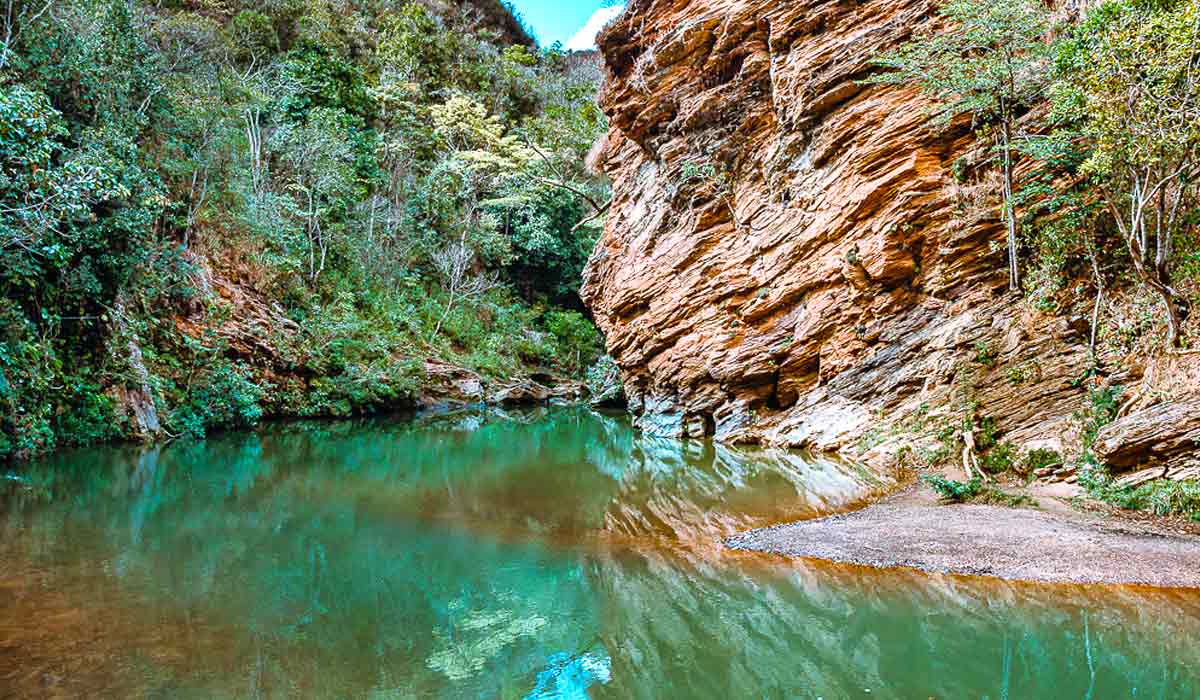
top-left (582, 0), bottom-right (1101, 458)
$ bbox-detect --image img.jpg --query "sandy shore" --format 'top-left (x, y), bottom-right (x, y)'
top-left (726, 485), bottom-right (1200, 588)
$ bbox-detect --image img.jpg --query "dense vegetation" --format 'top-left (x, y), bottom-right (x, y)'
top-left (876, 0), bottom-right (1200, 516)
top-left (0, 0), bottom-right (611, 458)
top-left (877, 0), bottom-right (1199, 347)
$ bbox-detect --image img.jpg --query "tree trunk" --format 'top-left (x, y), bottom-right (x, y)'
top-left (1000, 116), bottom-right (1020, 293)
top-left (1149, 279), bottom-right (1182, 347)
top-left (1086, 231), bottom-right (1105, 351)
top-left (433, 288), bottom-right (456, 341)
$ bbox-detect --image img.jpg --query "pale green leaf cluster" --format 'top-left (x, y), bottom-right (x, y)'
top-left (867, 0), bottom-right (1052, 125)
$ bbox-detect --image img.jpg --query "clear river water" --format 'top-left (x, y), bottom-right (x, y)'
top-left (2, 407), bottom-right (1198, 699)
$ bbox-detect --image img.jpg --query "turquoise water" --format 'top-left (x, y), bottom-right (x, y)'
top-left (1, 407), bottom-right (1198, 698)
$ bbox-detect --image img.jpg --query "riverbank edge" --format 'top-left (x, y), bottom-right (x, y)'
top-left (726, 484), bottom-right (1200, 588)
top-left (2, 369), bottom-right (601, 469)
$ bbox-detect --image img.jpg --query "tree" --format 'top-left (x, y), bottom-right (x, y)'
top-left (1070, 0), bottom-right (1200, 346)
top-left (431, 237), bottom-right (499, 340)
top-left (0, 0), bottom-right (611, 457)
top-left (869, 0), bottom-right (1052, 292)
top-left (271, 107), bottom-right (365, 284)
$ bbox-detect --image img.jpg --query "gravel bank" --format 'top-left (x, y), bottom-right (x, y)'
top-left (726, 486), bottom-right (1200, 588)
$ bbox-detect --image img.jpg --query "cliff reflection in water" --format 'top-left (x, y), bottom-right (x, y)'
top-left (1, 407), bottom-right (1197, 699)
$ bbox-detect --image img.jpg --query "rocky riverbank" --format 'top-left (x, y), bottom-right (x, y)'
top-left (727, 484), bottom-right (1200, 588)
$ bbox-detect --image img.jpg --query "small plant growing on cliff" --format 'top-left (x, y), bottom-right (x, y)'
top-left (1005, 361), bottom-right (1039, 386)
top-left (866, 0), bottom-right (1053, 293)
top-left (1070, 385), bottom-right (1123, 493)
top-left (979, 440), bottom-right (1019, 474)
top-left (1078, 385), bottom-right (1121, 453)
top-left (1023, 447), bottom-right (1061, 474)
top-left (675, 159), bottom-right (730, 199)
top-left (972, 340), bottom-right (997, 367)
top-left (585, 355), bottom-right (623, 406)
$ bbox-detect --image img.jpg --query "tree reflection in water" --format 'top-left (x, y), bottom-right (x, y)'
top-left (1, 407), bottom-right (1196, 698)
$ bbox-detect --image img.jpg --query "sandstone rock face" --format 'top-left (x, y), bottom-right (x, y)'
top-left (582, 0), bottom-right (1093, 452)
top-left (1096, 398), bottom-right (1200, 472)
top-left (423, 360), bottom-right (487, 407)
top-left (489, 378), bottom-right (552, 406)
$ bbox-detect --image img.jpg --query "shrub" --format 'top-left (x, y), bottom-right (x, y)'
top-left (543, 310), bottom-right (601, 374)
top-left (979, 441), bottom-right (1019, 474)
top-left (1105, 480), bottom-right (1200, 519)
top-left (923, 475), bottom-right (983, 502)
top-left (1023, 448), bottom-right (1061, 474)
top-left (972, 340), bottom-right (997, 368)
top-left (975, 415), bottom-right (1000, 450)
top-left (290, 358), bottom-right (424, 417)
top-left (1076, 385), bottom-right (1122, 454)
top-left (923, 474), bottom-right (1036, 507)
top-left (585, 355), bottom-right (623, 406)
top-left (172, 362), bottom-right (266, 439)
top-left (55, 378), bottom-right (122, 448)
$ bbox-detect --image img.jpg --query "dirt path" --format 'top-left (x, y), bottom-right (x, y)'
top-left (726, 485), bottom-right (1200, 588)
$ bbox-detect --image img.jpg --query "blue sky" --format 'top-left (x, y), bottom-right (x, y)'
top-left (507, 1), bottom-right (624, 50)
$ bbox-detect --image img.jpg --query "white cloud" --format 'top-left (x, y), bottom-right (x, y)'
top-left (565, 5), bottom-right (625, 51)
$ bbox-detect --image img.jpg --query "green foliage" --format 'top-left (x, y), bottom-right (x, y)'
top-left (1045, 0), bottom-right (1200, 346)
top-left (0, 0), bottom-right (609, 459)
top-left (585, 354), bottom-right (623, 406)
top-left (923, 474), bottom-right (983, 502)
top-left (1005, 361), bottom-right (1039, 385)
top-left (1079, 385), bottom-right (1122, 452)
top-left (975, 487), bottom-right (1037, 508)
top-left (278, 47), bottom-right (375, 122)
top-left (1068, 2), bottom-right (1200, 184)
top-left (923, 474), bottom-right (1035, 507)
top-left (171, 361), bottom-right (266, 439)
top-left (55, 378), bottom-right (123, 448)
top-left (542, 310), bottom-right (602, 373)
top-left (972, 340), bottom-right (997, 367)
top-left (226, 10), bottom-right (278, 63)
top-left (498, 187), bottom-right (596, 304)
top-left (1023, 448), bottom-right (1062, 473)
top-left (0, 299), bottom-right (126, 458)
top-left (673, 160), bottom-right (729, 199)
top-left (1105, 479), bottom-right (1200, 518)
top-left (376, 3), bottom-right (459, 94)
top-left (869, 0), bottom-right (1052, 292)
top-left (1073, 385), bottom-right (1124, 492)
top-left (979, 441), bottom-right (1019, 474)
top-left (867, 0), bottom-right (1052, 127)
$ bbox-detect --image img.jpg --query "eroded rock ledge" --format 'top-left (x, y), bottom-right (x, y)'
top-left (582, 0), bottom-right (1111, 460)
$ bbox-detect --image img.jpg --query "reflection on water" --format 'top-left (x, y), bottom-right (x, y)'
top-left (1, 407), bottom-right (1198, 699)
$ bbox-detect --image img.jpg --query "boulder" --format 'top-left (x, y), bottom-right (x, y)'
top-left (489, 379), bottom-right (552, 406)
top-left (1095, 398), bottom-right (1200, 473)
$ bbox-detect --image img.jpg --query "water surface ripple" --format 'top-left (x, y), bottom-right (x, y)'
top-left (2, 407), bottom-right (1197, 698)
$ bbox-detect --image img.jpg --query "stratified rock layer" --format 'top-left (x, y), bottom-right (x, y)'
top-left (1097, 398), bottom-right (1200, 472)
top-left (582, 0), bottom-right (1092, 452)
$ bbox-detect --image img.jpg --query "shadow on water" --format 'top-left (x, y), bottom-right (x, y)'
top-left (1, 407), bottom-right (1198, 699)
